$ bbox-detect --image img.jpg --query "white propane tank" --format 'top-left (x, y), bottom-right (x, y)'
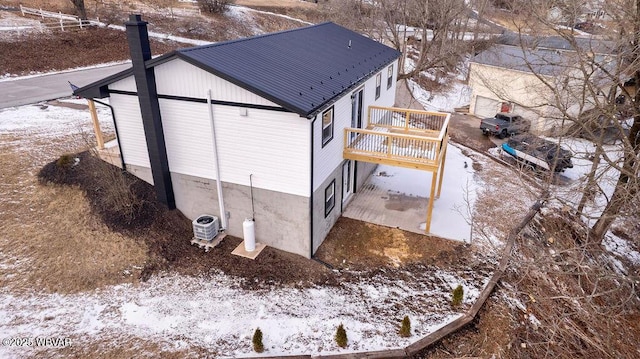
top-left (243, 218), bottom-right (256, 252)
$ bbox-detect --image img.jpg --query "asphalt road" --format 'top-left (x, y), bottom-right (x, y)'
top-left (0, 63), bottom-right (131, 109)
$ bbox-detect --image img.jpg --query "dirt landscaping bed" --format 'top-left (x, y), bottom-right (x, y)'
top-left (37, 151), bottom-right (341, 290)
top-left (316, 217), bottom-right (471, 270)
top-left (36, 148), bottom-right (488, 292)
top-left (0, 27), bottom-right (184, 76)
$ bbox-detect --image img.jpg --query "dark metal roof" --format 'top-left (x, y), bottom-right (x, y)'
top-left (75, 22), bottom-right (400, 118)
top-left (471, 44), bottom-right (614, 77)
top-left (497, 33), bottom-right (617, 55)
top-left (471, 44), bottom-right (567, 76)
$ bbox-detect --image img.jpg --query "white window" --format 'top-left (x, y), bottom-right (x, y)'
top-left (324, 180), bottom-right (335, 217)
top-left (375, 73), bottom-right (381, 99)
top-left (387, 64), bottom-right (394, 89)
top-left (321, 107), bottom-right (334, 147)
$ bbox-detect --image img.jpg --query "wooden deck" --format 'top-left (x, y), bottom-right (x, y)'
top-left (344, 106), bottom-right (449, 170)
top-left (343, 106), bottom-right (450, 232)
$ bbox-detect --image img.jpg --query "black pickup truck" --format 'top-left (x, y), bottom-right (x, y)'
top-left (480, 113), bottom-right (530, 138)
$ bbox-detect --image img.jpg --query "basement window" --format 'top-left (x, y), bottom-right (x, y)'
top-left (325, 180), bottom-right (336, 217)
top-left (387, 64), bottom-right (394, 89)
top-left (375, 73), bottom-right (382, 99)
top-left (321, 107), bottom-right (334, 147)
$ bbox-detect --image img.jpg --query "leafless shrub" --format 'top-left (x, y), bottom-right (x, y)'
top-left (39, 151), bottom-right (156, 230)
top-left (196, 0), bottom-right (234, 14)
top-left (95, 2), bottom-right (127, 26)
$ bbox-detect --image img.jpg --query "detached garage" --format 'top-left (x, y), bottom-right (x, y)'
top-left (468, 37), bottom-right (615, 135)
top-left (473, 95), bottom-right (503, 119)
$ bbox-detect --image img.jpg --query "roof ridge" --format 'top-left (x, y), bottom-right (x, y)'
top-left (179, 22), bottom-right (333, 54)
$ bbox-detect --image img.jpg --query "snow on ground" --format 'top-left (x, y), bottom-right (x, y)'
top-left (229, 4), bottom-right (313, 25)
top-left (549, 137), bottom-right (622, 221)
top-left (407, 78), bottom-right (471, 113)
top-left (0, 98), bottom-right (113, 138)
top-left (0, 11), bottom-right (43, 39)
top-left (369, 143), bottom-right (477, 242)
top-left (0, 270), bottom-right (484, 358)
top-left (427, 144), bottom-right (478, 242)
top-left (604, 232), bottom-right (640, 266)
top-left (0, 98), bottom-right (492, 357)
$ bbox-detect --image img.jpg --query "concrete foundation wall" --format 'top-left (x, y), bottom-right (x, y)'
top-left (312, 163), bottom-right (344, 254)
top-left (171, 172), bottom-right (311, 258)
top-left (126, 164), bottom-right (154, 185)
top-left (310, 160), bottom-right (377, 255)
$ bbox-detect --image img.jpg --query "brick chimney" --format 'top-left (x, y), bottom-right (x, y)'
top-left (125, 14), bottom-right (175, 209)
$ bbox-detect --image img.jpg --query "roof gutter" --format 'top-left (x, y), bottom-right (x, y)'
top-left (309, 116), bottom-right (315, 259)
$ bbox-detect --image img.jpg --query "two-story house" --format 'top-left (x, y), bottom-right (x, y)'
top-left (76, 15), bottom-right (449, 258)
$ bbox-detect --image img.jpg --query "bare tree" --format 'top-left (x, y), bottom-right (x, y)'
top-left (323, 0), bottom-right (490, 81)
top-left (70, 0), bottom-right (87, 20)
top-left (464, 6), bottom-right (639, 351)
top-left (503, 209), bottom-right (640, 358)
top-left (471, 0), bottom-right (639, 244)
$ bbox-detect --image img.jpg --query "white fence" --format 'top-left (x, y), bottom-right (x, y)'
top-left (19, 5), bottom-right (98, 31)
top-left (16, 3), bottom-right (203, 33)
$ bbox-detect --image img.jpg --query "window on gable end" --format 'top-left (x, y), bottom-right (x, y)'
top-left (375, 73), bottom-right (381, 99)
top-left (321, 107), bottom-right (334, 147)
top-left (387, 64), bottom-right (394, 89)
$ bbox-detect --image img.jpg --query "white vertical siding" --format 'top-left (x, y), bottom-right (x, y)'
top-left (159, 99), bottom-right (216, 179)
top-left (154, 59), bottom-right (281, 107)
top-left (105, 57), bottom-right (397, 196)
top-left (109, 94), bottom-right (151, 175)
top-left (380, 60), bottom-right (398, 108)
top-left (313, 61), bottom-right (398, 191)
top-left (213, 105), bottom-right (310, 196)
top-left (159, 98), bottom-right (310, 197)
top-left (109, 75), bottom-right (137, 92)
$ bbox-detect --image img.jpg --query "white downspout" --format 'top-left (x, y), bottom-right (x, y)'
top-left (208, 90), bottom-right (228, 230)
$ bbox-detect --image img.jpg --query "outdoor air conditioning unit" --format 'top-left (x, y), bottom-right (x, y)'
top-left (193, 215), bottom-right (220, 241)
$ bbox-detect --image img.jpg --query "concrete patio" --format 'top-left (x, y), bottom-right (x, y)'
top-left (342, 143), bottom-right (477, 243)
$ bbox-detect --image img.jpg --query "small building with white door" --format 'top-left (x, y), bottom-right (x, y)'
top-left (468, 35), bottom-right (616, 135)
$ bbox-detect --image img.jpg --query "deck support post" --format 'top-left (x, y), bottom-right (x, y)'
top-left (88, 99), bottom-right (104, 150)
top-left (342, 105), bottom-right (451, 235)
top-left (425, 169), bottom-right (437, 233)
top-left (436, 143), bottom-right (447, 198)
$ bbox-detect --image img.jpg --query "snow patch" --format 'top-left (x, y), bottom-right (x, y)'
top-left (0, 272), bottom-right (487, 357)
top-left (0, 98), bottom-right (113, 136)
top-left (407, 78), bottom-right (471, 113)
top-left (603, 232), bottom-right (640, 266)
top-left (370, 143), bottom-right (477, 242)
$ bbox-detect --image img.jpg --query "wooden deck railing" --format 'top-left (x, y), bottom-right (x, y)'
top-left (368, 105), bottom-right (449, 133)
top-left (343, 128), bottom-right (444, 169)
top-left (344, 106), bottom-right (449, 171)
